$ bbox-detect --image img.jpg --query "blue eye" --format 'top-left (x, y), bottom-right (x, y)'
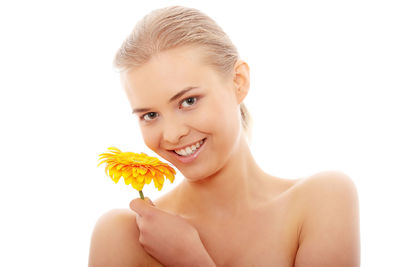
top-left (180, 97), bottom-right (198, 108)
top-left (141, 112), bottom-right (158, 121)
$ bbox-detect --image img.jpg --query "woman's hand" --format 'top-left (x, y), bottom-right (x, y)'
top-left (130, 198), bottom-right (216, 267)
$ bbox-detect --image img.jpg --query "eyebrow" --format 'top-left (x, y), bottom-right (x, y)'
top-left (132, 86), bottom-right (199, 114)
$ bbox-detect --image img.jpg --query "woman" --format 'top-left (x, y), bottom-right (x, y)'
top-left (89, 6), bottom-right (360, 267)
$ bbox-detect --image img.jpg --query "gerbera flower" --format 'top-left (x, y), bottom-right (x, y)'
top-left (98, 147), bottom-right (176, 199)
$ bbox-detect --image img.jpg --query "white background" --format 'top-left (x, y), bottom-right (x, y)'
top-left (1, 0), bottom-right (399, 266)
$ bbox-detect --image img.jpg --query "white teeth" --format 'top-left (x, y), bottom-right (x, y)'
top-left (174, 139), bottom-right (204, 156)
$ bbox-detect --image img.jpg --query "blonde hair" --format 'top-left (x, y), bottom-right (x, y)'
top-left (114, 5), bottom-right (252, 139)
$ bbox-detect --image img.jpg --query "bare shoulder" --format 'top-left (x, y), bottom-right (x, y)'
top-left (292, 171), bottom-right (360, 267)
top-left (293, 170), bottom-right (359, 200)
top-left (88, 209), bottom-right (163, 267)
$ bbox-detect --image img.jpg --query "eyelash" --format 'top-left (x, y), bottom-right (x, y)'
top-left (180, 96), bottom-right (198, 109)
top-left (140, 112), bottom-right (158, 122)
top-left (140, 96), bottom-right (199, 122)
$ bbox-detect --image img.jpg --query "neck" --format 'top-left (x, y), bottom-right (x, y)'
top-left (175, 134), bottom-right (267, 219)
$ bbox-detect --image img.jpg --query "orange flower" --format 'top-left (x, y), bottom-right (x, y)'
top-left (98, 147), bottom-right (176, 198)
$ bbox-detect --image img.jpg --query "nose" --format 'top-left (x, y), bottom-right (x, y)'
top-left (162, 117), bottom-right (189, 145)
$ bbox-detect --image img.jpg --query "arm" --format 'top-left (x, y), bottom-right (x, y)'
top-left (294, 171), bottom-right (360, 267)
top-left (88, 209), bottom-right (163, 267)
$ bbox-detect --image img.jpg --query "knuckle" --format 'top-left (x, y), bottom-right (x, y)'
top-left (139, 222), bottom-right (150, 236)
top-left (146, 212), bottom-right (154, 220)
top-left (138, 233), bottom-right (145, 244)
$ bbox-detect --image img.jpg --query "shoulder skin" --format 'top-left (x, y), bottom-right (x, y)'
top-left (293, 171), bottom-right (361, 267)
top-left (88, 209), bottom-right (163, 267)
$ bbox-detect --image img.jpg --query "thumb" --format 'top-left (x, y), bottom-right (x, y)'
top-left (144, 197), bottom-right (155, 206)
top-left (130, 198), bottom-right (149, 216)
top-left (130, 198), bottom-right (156, 216)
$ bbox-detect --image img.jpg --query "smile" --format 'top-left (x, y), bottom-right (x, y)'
top-left (174, 139), bottom-right (204, 156)
top-left (169, 138), bottom-right (207, 164)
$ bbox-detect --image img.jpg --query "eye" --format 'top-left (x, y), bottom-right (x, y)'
top-left (141, 112), bottom-right (159, 121)
top-left (180, 96), bottom-right (198, 108)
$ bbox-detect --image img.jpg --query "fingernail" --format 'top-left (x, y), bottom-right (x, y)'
top-left (144, 197), bottom-right (154, 206)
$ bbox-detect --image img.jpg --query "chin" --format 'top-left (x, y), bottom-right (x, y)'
top-left (182, 173), bottom-right (211, 183)
top-left (181, 163), bottom-right (222, 183)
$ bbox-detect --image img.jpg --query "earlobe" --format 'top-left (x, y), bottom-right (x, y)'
top-left (233, 60), bottom-right (250, 104)
top-left (236, 86), bottom-right (249, 104)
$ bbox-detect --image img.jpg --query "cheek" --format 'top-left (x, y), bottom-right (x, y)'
top-left (198, 99), bottom-right (241, 144)
top-left (140, 126), bottom-right (159, 151)
top-left (210, 98), bottom-right (240, 131)
top-left (218, 107), bottom-right (241, 146)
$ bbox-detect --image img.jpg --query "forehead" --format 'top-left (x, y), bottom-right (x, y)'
top-left (121, 46), bottom-right (220, 105)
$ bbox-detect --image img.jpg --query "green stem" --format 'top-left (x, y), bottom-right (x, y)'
top-left (139, 190), bottom-right (144, 200)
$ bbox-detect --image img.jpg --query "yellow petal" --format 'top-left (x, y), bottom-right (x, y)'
top-left (165, 171), bottom-right (175, 183)
top-left (161, 166), bottom-right (172, 173)
top-left (131, 168), bottom-right (138, 177)
top-left (155, 166), bottom-right (165, 173)
top-left (98, 153), bottom-right (114, 159)
top-left (145, 175), bottom-right (152, 184)
top-left (122, 168), bottom-right (131, 178)
top-left (138, 167), bottom-right (147, 175)
top-left (131, 178), bottom-right (139, 189)
top-left (137, 184), bottom-right (144, 191)
top-left (124, 175), bottom-right (133, 185)
top-left (131, 182), bottom-right (139, 191)
top-left (137, 175), bottom-right (144, 183)
top-left (153, 177), bottom-right (159, 188)
top-left (137, 179), bottom-right (145, 190)
top-left (108, 165), bottom-right (118, 178)
top-left (157, 183), bottom-right (163, 191)
top-left (108, 147), bottom-right (121, 153)
top-left (149, 168), bottom-right (155, 176)
top-left (116, 164), bottom-right (123, 171)
top-left (112, 172), bottom-right (122, 183)
top-left (97, 160), bottom-right (106, 167)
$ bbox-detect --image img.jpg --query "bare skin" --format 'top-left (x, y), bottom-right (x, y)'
top-left (89, 171), bottom-right (359, 266)
top-left (152, 173), bottom-right (303, 266)
top-left (89, 45), bottom-right (360, 266)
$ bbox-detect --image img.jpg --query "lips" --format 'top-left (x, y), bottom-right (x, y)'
top-left (168, 138), bottom-right (207, 164)
top-left (174, 139), bottom-right (204, 156)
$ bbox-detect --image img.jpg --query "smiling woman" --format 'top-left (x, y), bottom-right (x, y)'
top-left (120, 44), bottom-right (249, 181)
top-left (88, 5), bottom-right (360, 267)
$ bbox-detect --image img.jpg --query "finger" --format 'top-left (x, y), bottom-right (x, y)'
top-left (130, 198), bottom-right (149, 216)
top-left (135, 212), bottom-right (143, 229)
top-left (144, 197), bottom-right (155, 206)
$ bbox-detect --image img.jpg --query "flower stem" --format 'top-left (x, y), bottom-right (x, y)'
top-left (139, 190), bottom-right (144, 200)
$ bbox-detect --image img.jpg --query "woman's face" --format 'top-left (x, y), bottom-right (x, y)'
top-left (121, 46), bottom-right (244, 181)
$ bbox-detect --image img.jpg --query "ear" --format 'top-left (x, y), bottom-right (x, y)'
top-left (233, 59), bottom-right (250, 104)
